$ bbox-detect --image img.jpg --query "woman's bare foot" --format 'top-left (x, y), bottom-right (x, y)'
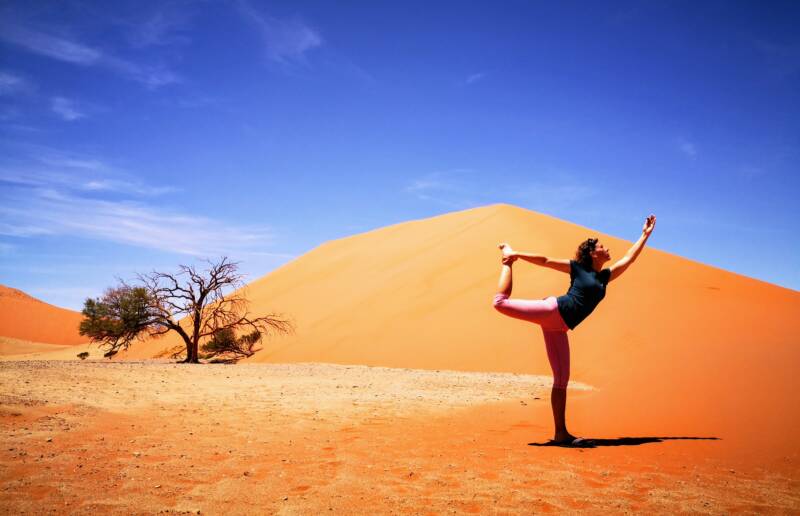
top-left (498, 243), bottom-right (516, 263)
top-left (552, 435), bottom-right (593, 447)
top-left (553, 431), bottom-right (578, 444)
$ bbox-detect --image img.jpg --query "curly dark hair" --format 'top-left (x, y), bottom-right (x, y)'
top-left (574, 238), bottom-right (598, 269)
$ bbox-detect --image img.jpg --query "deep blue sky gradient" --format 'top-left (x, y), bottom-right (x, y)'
top-left (1, 0), bottom-right (798, 309)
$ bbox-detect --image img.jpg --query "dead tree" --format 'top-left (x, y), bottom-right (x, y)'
top-left (80, 257), bottom-right (293, 363)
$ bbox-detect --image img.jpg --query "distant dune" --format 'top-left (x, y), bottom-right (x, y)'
top-left (0, 285), bottom-right (87, 349)
top-left (119, 203), bottom-right (800, 463)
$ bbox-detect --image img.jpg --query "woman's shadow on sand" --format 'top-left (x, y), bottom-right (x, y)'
top-left (528, 436), bottom-right (720, 448)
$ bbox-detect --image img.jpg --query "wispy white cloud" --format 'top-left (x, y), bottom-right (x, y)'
top-left (405, 169), bottom-right (600, 215)
top-left (404, 170), bottom-right (481, 209)
top-left (26, 286), bottom-right (100, 304)
top-left (103, 55), bottom-right (181, 89)
top-left (0, 23), bottom-right (180, 89)
top-left (319, 54), bottom-right (376, 86)
top-left (0, 146), bottom-right (277, 256)
top-left (237, 0), bottom-right (323, 65)
top-left (51, 96), bottom-right (86, 121)
top-left (1, 146), bottom-right (173, 196)
top-left (677, 138), bottom-right (697, 159)
top-left (0, 188), bottom-right (272, 255)
top-left (0, 71), bottom-right (33, 96)
top-left (128, 8), bottom-right (192, 48)
top-left (0, 24), bottom-right (102, 64)
top-left (38, 155), bottom-right (106, 171)
top-left (0, 179), bottom-right (271, 257)
top-left (80, 178), bottom-right (175, 196)
top-left (465, 72), bottom-right (486, 85)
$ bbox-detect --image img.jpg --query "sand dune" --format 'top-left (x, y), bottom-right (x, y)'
top-left (118, 203), bottom-right (800, 465)
top-left (0, 285), bottom-right (87, 347)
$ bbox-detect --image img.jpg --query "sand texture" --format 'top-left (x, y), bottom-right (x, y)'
top-left (2, 360), bottom-right (797, 514)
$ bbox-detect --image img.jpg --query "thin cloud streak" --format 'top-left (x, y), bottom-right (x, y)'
top-left (51, 96), bottom-right (86, 121)
top-left (0, 23), bottom-right (180, 88)
top-left (237, 0), bottom-right (323, 64)
top-left (0, 148), bottom-right (272, 256)
top-left (465, 72), bottom-right (486, 85)
top-left (38, 155), bottom-right (106, 171)
top-left (0, 187), bottom-right (274, 256)
top-left (0, 24), bottom-right (102, 64)
top-left (0, 71), bottom-right (32, 95)
top-left (677, 138), bottom-right (697, 158)
top-left (404, 170), bottom-right (481, 209)
top-left (128, 8), bottom-right (192, 48)
top-left (405, 170), bottom-right (600, 213)
top-left (1, 146), bottom-right (175, 197)
top-left (0, 165), bottom-right (175, 197)
top-left (103, 55), bottom-right (181, 89)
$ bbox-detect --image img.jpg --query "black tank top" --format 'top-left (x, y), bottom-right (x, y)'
top-left (556, 260), bottom-right (611, 330)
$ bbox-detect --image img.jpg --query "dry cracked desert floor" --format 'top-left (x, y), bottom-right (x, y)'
top-left (1, 360), bottom-right (797, 515)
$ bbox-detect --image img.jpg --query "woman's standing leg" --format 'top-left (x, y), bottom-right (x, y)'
top-left (543, 329), bottom-right (575, 443)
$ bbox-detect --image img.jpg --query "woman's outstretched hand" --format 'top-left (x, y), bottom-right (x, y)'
top-left (642, 215), bottom-right (656, 236)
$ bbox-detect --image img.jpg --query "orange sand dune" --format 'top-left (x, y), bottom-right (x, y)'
top-left (0, 285), bottom-right (87, 347)
top-left (119, 203), bottom-right (800, 466)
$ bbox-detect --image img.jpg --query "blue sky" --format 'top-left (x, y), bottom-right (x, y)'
top-left (1, 0), bottom-right (798, 310)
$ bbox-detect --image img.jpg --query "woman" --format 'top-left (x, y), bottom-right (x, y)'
top-left (493, 215), bottom-right (656, 446)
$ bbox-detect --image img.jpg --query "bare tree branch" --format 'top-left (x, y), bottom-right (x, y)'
top-left (80, 256), bottom-right (294, 363)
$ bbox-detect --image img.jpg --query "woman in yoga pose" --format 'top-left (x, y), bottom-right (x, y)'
top-left (493, 215), bottom-right (656, 446)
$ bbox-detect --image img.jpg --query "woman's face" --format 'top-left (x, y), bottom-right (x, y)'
top-left (591, 242), bottom-right (611, 263)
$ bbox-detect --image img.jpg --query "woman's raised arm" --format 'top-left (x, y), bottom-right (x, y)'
top-left (608, 215), bottom-right (656, 282)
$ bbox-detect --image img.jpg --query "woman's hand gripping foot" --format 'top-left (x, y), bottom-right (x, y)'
top-left (498, 243), bottom-right (517, 265)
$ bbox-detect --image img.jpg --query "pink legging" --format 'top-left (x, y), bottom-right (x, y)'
top-left (493, 293), bottom-right (571, 389)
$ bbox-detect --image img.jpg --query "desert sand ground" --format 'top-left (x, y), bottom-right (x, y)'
top-left (2, 360), bottom-right (797, 515)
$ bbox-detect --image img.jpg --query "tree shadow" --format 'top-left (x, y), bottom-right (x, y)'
top-left (529, 436), bottom-right (720, 448)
